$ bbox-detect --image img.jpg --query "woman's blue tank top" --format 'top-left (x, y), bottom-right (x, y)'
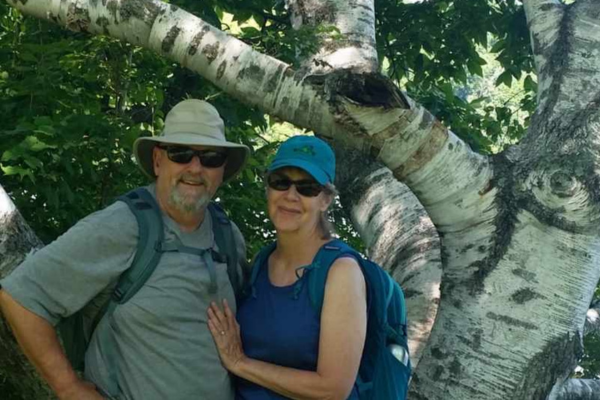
top-left (235, 258), bottom-right (359, 400)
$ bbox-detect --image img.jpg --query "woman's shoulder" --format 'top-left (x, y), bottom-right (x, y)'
top-left (327, 255), bottom-right (365, 288)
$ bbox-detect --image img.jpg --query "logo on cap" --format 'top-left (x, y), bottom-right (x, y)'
top-left (294, 145), bottom-right (316, 157)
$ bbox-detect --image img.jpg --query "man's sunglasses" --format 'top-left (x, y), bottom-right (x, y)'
top-left (159, 145), bottom-right (227, 168)
top-left (267, 173), bottom-right (324, 197)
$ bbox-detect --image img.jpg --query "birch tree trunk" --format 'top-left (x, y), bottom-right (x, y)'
top-left (3, 0), bottom-right (600, 399)
top-left (0, 186), bottom-right (53, 398)
top-left (334, 148), bottom-right (441, 367)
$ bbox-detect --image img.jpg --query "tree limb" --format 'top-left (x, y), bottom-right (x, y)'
top-left (6, 0), bottom-right (493, 238)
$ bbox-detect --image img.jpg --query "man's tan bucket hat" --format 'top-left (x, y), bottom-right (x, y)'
top-left (134, 99), bottom-right (250, 182)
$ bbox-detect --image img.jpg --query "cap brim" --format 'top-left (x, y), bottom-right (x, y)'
top-left (134, 136), bottom-right (250, 182)
top-left (268, 159), bottom-right (330, 185)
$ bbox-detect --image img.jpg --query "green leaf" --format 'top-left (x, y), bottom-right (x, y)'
top-left (495, 70), bottom-right (513, 87)
top-left (1, 165), bottom-right (34, 181)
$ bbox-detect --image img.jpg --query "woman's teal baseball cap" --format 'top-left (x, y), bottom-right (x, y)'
top-left (267, 135), bottom-right (335, 185)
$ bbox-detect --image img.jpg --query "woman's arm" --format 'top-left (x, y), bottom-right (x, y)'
top-left (208, 257), bottom-right (367, 400)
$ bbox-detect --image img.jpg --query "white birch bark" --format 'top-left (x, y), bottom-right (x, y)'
top-left (284, 0), bottom-right (378, 72)
top-left (4, 0), bottom-right (600, 399)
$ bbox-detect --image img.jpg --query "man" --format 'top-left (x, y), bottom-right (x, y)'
top-left (0, 99), bottom-right (250, 400)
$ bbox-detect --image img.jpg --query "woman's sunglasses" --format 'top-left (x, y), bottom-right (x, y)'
top-left (159, 145), bottom-right (227, 168)
top-left (267, 174), bottom-right (324, 197)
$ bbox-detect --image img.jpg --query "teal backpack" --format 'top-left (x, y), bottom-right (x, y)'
top-left (248, 239), bottom-right (411, 400)
top-left (58, 187), bottom-right (242, 371)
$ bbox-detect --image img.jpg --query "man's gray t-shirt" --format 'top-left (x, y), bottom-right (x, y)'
top-left (0, 185), bottom-right (245, 400)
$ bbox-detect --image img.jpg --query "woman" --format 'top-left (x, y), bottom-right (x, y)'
top-left (207, 135), bottom-right (367, 400)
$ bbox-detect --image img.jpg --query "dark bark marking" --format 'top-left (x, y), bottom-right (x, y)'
top-left (324, 70), bottom-right (409, 109)
top-left (511, 287), bottom-right (545, 304)
top-left (366, 201), bottom-right (383, 225)
top-left (468, 153), bottom-right (519, 293)
top-left (449, 358), bottom-right (462, 376)
top-left (478, 179), bottom-right (494, 196)
top-left (403, 288), bottom-right (423, 299)
top-left (486, 312), bottom-right (538, 330)
top-left (161, 26), bottom-right (181, 54)
top-left (265, 64), bottom-right (285, 94)
top-left (96, 16), bottom-right (111, 35)
top-left (188, 26), bottom-right (211, 56)
top-left (418, 108), bottom-right (435, 130)
top-left (356, 3), bottom-right (372, 12)
top-left (432, 365), bottom-right (445, 381)
top-left (66, 2), bottom-right (91, 32)
top-left (540, 3), bottom-right (560, 12)
top-left (297, 98), bottom-right (311, 122)
top-left (202, 43), bottom-right (220, 65)
top-left (106, 0), bottom-right (118, 22)
top-left (357, 17), bottom-right (373, 25)
top-left (472, 329), bottom-right (482, 351)
top-left (518, 191), bottom-right (581, 233)
top-left (537, 4), bottom-right (574, 118)
top-left (216, 61), bottom-right (227, 81)
top-left (512, 268), bottom-right (539, 283)
top-left (238, 64), bottom-right (265, 82)
top-left (120, 0), bottom-right (162, 24)
top-left (431, 347), bottom-right (450, 360)
top-left (514, 331), bottom-right (582, 399)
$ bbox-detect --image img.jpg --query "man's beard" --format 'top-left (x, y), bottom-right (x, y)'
top-left (168, 175), bottom-right (211, 215)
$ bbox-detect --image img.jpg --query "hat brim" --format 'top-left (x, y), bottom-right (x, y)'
top-left (134, 134), bottom-right (250, 182)
top-left (268, 159), bottom-right (330, 185)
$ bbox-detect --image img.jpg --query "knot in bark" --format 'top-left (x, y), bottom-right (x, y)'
top-left (550, 171), bottom-right (577, 198)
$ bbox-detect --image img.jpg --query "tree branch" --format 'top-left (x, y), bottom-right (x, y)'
top-left (6, 0), bottom-right (493, 233)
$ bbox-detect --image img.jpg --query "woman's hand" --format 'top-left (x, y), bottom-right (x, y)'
top-left (207, 299), bottom-right (246, 374)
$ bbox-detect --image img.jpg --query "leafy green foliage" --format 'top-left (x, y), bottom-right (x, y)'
top-left (376, 0), bottom-right (535, 154)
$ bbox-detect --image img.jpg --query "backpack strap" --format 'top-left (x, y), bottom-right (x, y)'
top-left (207, 202), bottom-right (243, 299)
top-left (98, 187), bottom-right (164, 394)
top-left (307, 239), bottom-right (358, 315)
top-left (247, 242), bottom-right (277, 298)
top-left (111, 187), bottom-right (164, 304)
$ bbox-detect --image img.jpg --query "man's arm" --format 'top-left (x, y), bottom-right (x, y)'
top-left (0, 290), bottom-right (103, 400)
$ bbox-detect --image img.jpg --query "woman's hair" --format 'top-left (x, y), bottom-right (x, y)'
top-left (319, 183), bottom-right (337, 240)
